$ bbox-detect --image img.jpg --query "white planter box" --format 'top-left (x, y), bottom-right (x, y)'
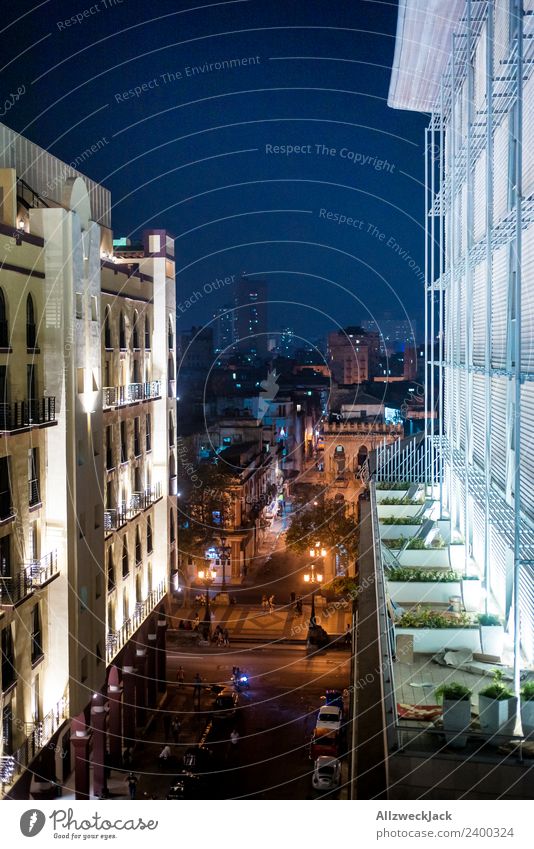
top-left (478, 695), bottom-right (517, 738)
top-left (395, 549), bottom-right (450, 568)
top-left (442, 698), bottom-right (472, 748)
top-left (395, 626), bottom-right (481, 654)
top-left (520, 699), bottom-right (534, 739)
top-left (380, 524), bottom-right (422, 540)
top-left (479, 625), bottom-right (504, 658)
top-left (375, 489), bottom-right (414, 502)
top-left (449, 544), bottom-right (466, 572)
top-left (461, 579), bottom-right (482, 613)
top-left (388, 580), bottom-right (461, 604)
top-left (377, 504), bottom-right (422, 519)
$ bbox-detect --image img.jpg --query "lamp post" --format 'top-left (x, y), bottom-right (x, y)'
top-left (197, 562), bottom-right (216, 640)
top-left (218, 535), bottom-right (232, 593)
top-left (303, 561), bottom-right (324, 628)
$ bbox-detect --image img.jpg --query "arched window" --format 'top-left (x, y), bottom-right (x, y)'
top-left (26, 294), bottom-right (37, 348)
top-left (168, 316), bottom-right (174, 350)
top-left (136, 573), bottom-right (142, 603)
top-left (169, 455), bottom-right (177, 496)
top-left (107, 547), bottom-right (115, 592)
top-left (144, 315), bottom-right (151, 349)
top-left (104, 306), bottom-right (112, 349)
top-left (169, 510), bottom-right (175, 543)
top-left (147, 516), bottom-right (153, 553)
top-left (132, 310), bottom-right (139, 349)
top-left (0, 289), bottom-right (8, 347)
top-left (168, 411), bottom-right (175, 447)
top-left (135, 527), bottom-right (142, 565)
top-left (121, 537), bottom-right (129, 577)
top-left (119, 312), bottom-right (126, 349)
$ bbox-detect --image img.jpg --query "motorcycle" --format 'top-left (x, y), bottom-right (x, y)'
top-left (233, 671), bottom-right (250, 691)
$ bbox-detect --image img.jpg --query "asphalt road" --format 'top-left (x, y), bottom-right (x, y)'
top-left (132, 644), bottom-right (351, 800)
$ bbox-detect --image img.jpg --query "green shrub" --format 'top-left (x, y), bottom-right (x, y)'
top-left (435, 682), bottom-right (472, 703)
top-left (375, 481), bottom-right (411, 490)
top-left (478, 613), bottom-right (501, 627)
top-left (379, 497), bottom-right (423, 505)
top-left (479, 669), bottom-right (514, 701)
top-left (388, 568), bottom-right (460, 583)
top-left (397, 607), bottom-right (474, 629)
top-left (381, 516), bottom-right (423, 526)
top-left (520, 681), bottom-right (534, 702)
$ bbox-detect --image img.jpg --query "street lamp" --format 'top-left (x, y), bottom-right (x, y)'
top-left (303, 563), bottom-right (323, 628)
top-left (309, 541), bottom-right (327, 559)
top-left (197, 562), bottom-right (216, 639)
top-left (218, 535), bottom-right (232, 593)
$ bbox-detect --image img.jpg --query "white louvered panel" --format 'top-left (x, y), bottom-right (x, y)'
top-left (471, 496), bottom-right (486, 569)
top-left (493, 121), bottom-right (510, 225)
top-left (523, 75), bottom-right (534, 197)
top-left (474, 22), bottom-right (487, 114)
top-left (472, 373), bottom-right (487, 467)
top-left (521, 223), bottom-right (534, 373)
top-left (489, 525), bottom-right (507, 614)
top-left (519, 563), bottom-right (534, 664)
top-left (459, 271), bottom-right (467, 366)
top-left (472, 260), bottom-right (486, 365)
top-left (491, 243), bottom-right (508, 367)
top-left (520, 382), bottom-right (534, 523)
top-left (494, 0), bottom-right (509, 68)
top-left (460, 183), bottom-right (468, 259)
top-left (473, 150), bottom-right (487, 243)
top-left (491, 375), bottom-right (507, 490)
top-left (458, 370), bottom-right (467, 452)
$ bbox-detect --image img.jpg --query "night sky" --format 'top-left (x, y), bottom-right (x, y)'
top-left (2, 0), bottom-right (427, 346)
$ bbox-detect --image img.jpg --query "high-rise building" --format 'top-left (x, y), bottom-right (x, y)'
top-left (327, 327), bottom-right (380, 384)
top-left (362, 318), bottom-right (417, 355)
top-left (0, 122), bottom-right (176, 799)
top-left (213, 304), bottom-right (236, 354)
top-left (234, 275), bottom-right (268, 358)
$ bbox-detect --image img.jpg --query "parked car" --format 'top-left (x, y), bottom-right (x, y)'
top-left (212, 687), bottom-right (239, 721)
top-left (182, 745), bottom-right (214, 775)
top-left (310, 727), bottom-right (339, 760)
top-left (316, 705), bottom-right (342, 731)
top-left (312, 756), bottom-right (342, 790)
top-left (324, 689), bottom-right (344, 711)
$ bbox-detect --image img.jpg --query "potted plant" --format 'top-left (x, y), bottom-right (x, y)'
top-left (395, 607), bottom-right (480, 653)
top-left (461, 575), bottom-right (482, 613)
top-left (520, 681), bottom-right (534, 739)
top-left (478, 613), bottom-right (504, 658)
top-left (435, 682), bottom-right (472, 748)
top-left (478, 669), bottom-right (517, 738)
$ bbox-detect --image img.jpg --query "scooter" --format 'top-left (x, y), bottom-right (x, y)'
top-left (233, 671), bottom-right (250, 691)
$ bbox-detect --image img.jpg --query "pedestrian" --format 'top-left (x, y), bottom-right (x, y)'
top-left (159, 744), bottom-right (171, 761)
top-left (125, 772), bottom-right (138, 800)
top-left (192, 613), bottom-right (200, 630)
top-left (261, 593), bottom-right (268, 609)
top-left (268, 594), bottom-right (275, 612)
top-left (171, 717), bottom-right (181, 743)
top-left (122, 746), bottom-right (133, 769)
top-left (230, 729), bottom-right (239, 746)
top-left (217, 630), bottom-right (224, 647)
top-left (223, 628), bottom-right (230, 647)
top-left (296, 595), bottom-right (303, 615)
top-left (176, 665), bottom-right (185, 688)
top-left (193, 672), bottom-right (202, 709)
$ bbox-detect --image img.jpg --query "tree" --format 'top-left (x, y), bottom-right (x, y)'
top-left (285, 500), bottom-right (359, 559)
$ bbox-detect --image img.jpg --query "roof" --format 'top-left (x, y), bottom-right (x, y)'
top-left (388, 0), bottom-right (464, 112)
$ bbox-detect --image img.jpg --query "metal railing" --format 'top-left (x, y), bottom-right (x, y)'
top-left (0, 398), bottom-right (56, 431)
top-left (106, 581), bottom-right (166, 662)
top-left (0, 489), bottom-right (14, 522)
top-left (0, 572), bottom-right (31, 605)
top-left (26, 551), bottom-right (58, 587)
top-left (29, 478), bottom-right (40, 507)
top-left (103, 381), bottom-right (161, 408)
top-left (0, 691), bottom-right (69, 795)
top-left (104, 506), bottom-right (127, 532)
top-left (106, 484), bottom-right (162, 530)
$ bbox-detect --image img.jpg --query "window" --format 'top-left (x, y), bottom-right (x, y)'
top-left (104, 306), bottom-right (112, 349)
top-left (133, 311), bottom-right (139, 349)
top-left (144, 316), bottom-right (151, 349)
top-left (26, 294), bottom-right (37, 349)
top-left (168, 316), bottom-right (174, 350)
top-left (146, 413), bottom-right (152, 451)
top-left (91, 296), bottom-right (98, 322)
top-left (1, 625), bottom-right (16, 691)
top-left (122, 538), bottom-right (129, 577)
top-left (147, 517), bottom-right (153, 553)
top-left (119, 312), bottom-right (126, 349)
top-left (75, 293), bottom-right (83, 320)
top-left (168, 412), bottom-right (175, 447)
top-left (134, 417), bottom-right (141, 457)
top-left (0, 458), bottom-right (12, 521)
top-left (107, 548), bottom-right (115, 592)
top-left (135, 528), bottom-right (142, 566)
top-left (120, 421), bottom-right (127, 463)
top-left (0, 289), bottom-right (8, 348)
top-left (28, 447), bottom-right (40, 507)
top-left (31, 603), bottom-right (43, 664)
top-left (169, 510), bottom-right (175, 543)
top-left (106, 425), bottom-right (113, 470)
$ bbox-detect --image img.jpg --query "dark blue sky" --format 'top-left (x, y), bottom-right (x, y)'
top-left (2, 0), bottom-right (427, 345)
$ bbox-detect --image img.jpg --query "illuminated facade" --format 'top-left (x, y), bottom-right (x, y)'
top-left (0, 123), bottom-right (175, 798)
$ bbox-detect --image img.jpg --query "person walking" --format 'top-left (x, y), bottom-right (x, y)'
top-left (230, 729), bottom-right (239, 747)
top-left (159, 744), bottom-right (171, 761)
top-left (296, 595), bottom-right (303, 616)
top-left (193, 672), bottom-right (202, 710)
top-left (268, 594), bottom-right (275, 613)
top-left (223, 628), bottom-right (230, 647)
top-left (171, 717), bottom-right (182, 743)
top-left (125, 772), bottom-right (138, 800)
top-left (176, 665), bottom-right (185, 688)
top-left (261, 594), bottom-right (268, 610)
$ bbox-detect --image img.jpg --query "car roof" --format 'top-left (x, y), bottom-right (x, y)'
top-left (315, 756), bottom-right (339, 767)
top-left (319, 705), bottom-right (341, 715)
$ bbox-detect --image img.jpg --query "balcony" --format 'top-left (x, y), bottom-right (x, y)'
top-left (104, 506), bottom-right (127, 532)
top-left (0, 490), bottom-right (15, 523)
top-left (103, 381), bottom-right (161, 409)
top-left (26, 551), bottom-right (58, 588)
top-left (0, 571), bottom-right (31, 606)
top-left (0, 398), bottom-right (56, 432)
top-left (0, 691), bottom-right (69, 797)
top-left (127, 483), bottom-right (163, 518)
top-left (106, 580), bottom-right (166, 662)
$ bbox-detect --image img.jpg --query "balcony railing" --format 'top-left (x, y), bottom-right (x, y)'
top-left (0, 398), bottom-right (56, 431)
top-left (0, 691), bottom-right (69, 795)
top-left (0, 571), bottom-right (31, 606)
top-left (103, 381), bottom-right (161, 409)
top-left (29, 478), bottom-right (40, 507)
top-left (126, 483), bottom-right (162, 518)
top-left (106, 581), bottom-right (166, 662)
top-left (26, 551), bottom-right (58, 587)
top-left (104, 506), bottom-right (127, 532)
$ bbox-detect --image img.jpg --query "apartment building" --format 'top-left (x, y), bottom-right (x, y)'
top-left (327, 327), bottom-right (380, 384)
top-left (0, 122), bottom-right (175, 799)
